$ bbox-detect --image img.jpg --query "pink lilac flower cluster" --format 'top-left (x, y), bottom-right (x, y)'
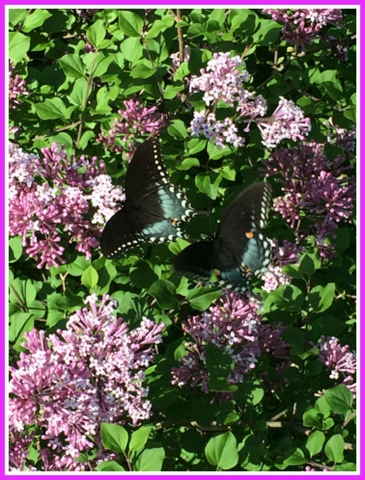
top-left (9, 62), bottom-right (29, 110)
top-left (9, 294), bottom-right (164, 471)
top-left (263, 9), bottom-right (343, 52)
top-left (9, 142), bottom-right (123, 269)
top-left (171, 293), bottom-right (290, 397)
top-left (255, 97), bottom-right (311, 148)
top-left (262, 141), bottom-right (355, 259)
top-left (261, 239), bottom-right (304, 292)
top-left (189, 53), bottom-right (266, 148)
top-left (190, 111), bottom-right (245, 148)
top-left (188, 53), bottom-right (310, 149)
top-left (170, 45), bottom-right (191, 72)
top-left (312, 336), bottom-right (356, 397)
top-left (97, 99), bottom-right (168, 159)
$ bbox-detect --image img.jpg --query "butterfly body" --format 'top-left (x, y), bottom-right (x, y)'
top-left (100, 138), bottom-right (193, 259)
top-left (174, 181), bottom-right (272, 292)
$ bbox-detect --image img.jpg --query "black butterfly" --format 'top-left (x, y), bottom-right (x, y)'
top-left (173, 181), bottom-right (272, 292)
top-left (100, 138), bottom-right (194, 259)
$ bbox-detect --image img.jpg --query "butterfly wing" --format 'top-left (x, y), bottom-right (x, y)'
top-left (213, 181), bottom-right (272, 290)
top-left (100, 138), bottom-right (194, 259)
top-left (174, 182), bottom-right (272, 292)
top-left (173, 240), bottom-right (215, 281)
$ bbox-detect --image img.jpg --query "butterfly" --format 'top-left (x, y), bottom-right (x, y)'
top-left (173, 181), bottom-right (272, 292)
top-left (100, 138), bottom-right (194, 259)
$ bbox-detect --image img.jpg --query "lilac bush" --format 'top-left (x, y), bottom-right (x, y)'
top-left (97, 99), bottom-right (169, 159)
top-left (262, 141), bottom-right (355, 258)
top-left (263, 9), bottom-right (343, 52)
top-left (172, 293), bottom-right (291, 396)
top-left (9, 143), bottom-right (123, 268)
top-left (255, 97), bottom-right (311, 148)
top-left (187, 52), bottom-right (310, 149)
top-left (313, 336), bottom-right (356, 396)
top-left (9, 294), bottom-right (164, 471)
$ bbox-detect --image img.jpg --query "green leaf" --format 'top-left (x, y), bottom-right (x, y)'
top-left (59, 54), bottom-right (85, 79)
top-left (48, 133), bottom-right (74, 151)
top-left (120, 37), bottom-right (143, 63)
top-left (34, 98), bottom-right (68, 120)
top-left (207, 142), bottom-right (232, 160)
top-left (186, 138), bottom-right (207, 155)
top-left (9, 278), bottom-right (37, 307)
top-left (100, 423), bottom-right (128, 453)
top-left (324, 385), bottom-right (354, 415)
top-left (9, 312), bottom-right (35, 343)
top-left (96, 461), bottom-right (125, 471)
top-left (129, 426), bottom-right (152, 452)
top-left (23, 9), bottom-right (52, 32)
top-left (68, 77), bottom-right (88, 107)
top-left (9, 236), bottom-right (23, 262)
top-left (195, 171), bottom-right (222, 199)
top-left (9, 9), bottom-right (27, 26)
top-left (206, 343), bottom-right (235, 392)
top-left (309, 283), bottom-right (336, 313)
top-left (67, 256), bottom-right (91, 276)
top-left (315, 395), bottom-right (331, 416)
top-left (334, 463), bottom-right (356, 471)
top-left (81, 266), bottom-right (99, 289)
top-left (220, 164), bottom-right (236, 181)
top-left (118, 11), bottom-right (144, 37)
top-left (186, 287), bottom-right (221, 310)
top-left (9, 32), bottom-right (30, 63)
top-left (148, 279), bottom-right (178, 310)
top-left (251, 19), bottom-right (282, 46)
top-left (130, 261), bottom-right (158, 289)
top-left (146, 17), bottom-right (175, 39)
top-left (266, 284), bottom-right (304, 312)
top-left (299, 252), bottom-right (321, 276)
top-left (205, 432), bottom-right (239, 470)
top-left (93, 56), bottom-right (115, 78)
top-left (176, 157), bottom-right (200, 170)
top-left (133, 447), bottom-right (165, 471)
top-left (306, 431), bottom-right (325, 458)
top-left (168, 119), bottom-right (188, 140)
top-left (302, 404), bottom-right (334, 431)
top-left (87, 21), bottom-right (106, 48)
top-left (229, 9), bottom-right (258, 35)
top-left (324, 434), bottom-right (344, 463)
top-left (130, 64), bottom-right (156, 79)
top-left (54, 291), bottom-right (83, 311)
top-left (283, 447), bottom-right (307, 466)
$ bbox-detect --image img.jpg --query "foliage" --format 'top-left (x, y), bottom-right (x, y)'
top-left (8, 8), bottom-right (356, 472)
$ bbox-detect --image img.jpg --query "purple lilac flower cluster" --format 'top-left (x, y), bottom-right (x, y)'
top-left (9, 143), bottom-right (123, 269)
top-left (188, 52), bottom-right (310, 149)
top-left (312, 336), bottom-right (356, 396)
top-left (255, 97), bottom-right (311, 148)
top-left (9, 294), bottom-right (164, 471)
top-left (171, 293), bottom-right (290, 397)
top-left (263, 9), bottom-right (343, 52)
top-left (9, 62), bottom-right (29, 110)
top-left (262, 142), bottom-right (355, 259)
top-left (97, 99), bottom-right (168, 159)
